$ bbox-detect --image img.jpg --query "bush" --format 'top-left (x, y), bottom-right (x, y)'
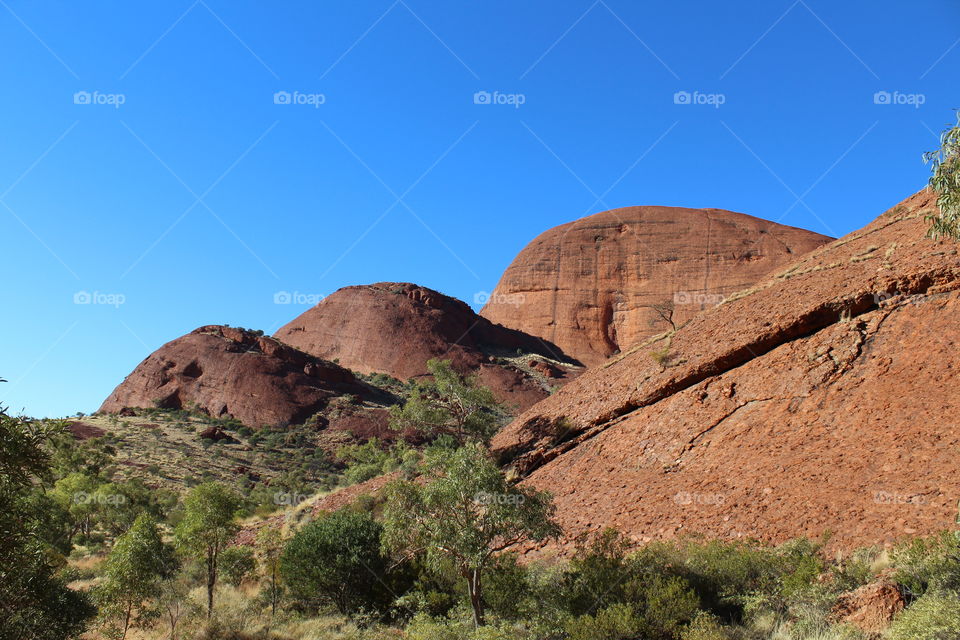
top-left (889, 591), bottom-right (960, 640)
top-left (892, 531), bottom-right (960, 597)
top-left (565, 603), bottom-right (644, 640)
top-left (281, 509), bottom-right (390, 616)
top-left (221, 545), bottom-right (257, 587)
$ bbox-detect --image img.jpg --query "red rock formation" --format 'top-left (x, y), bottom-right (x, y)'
top-left (100, 325), bottom-right (376, 428)
top-left (481, 205), bottom-right (832, 366)
top-left (833, 581), bottom-right (906, 635)
top-left (493, 190), bottom-right (960, 552)
top-left (275, 282), bottom-right (578, 412)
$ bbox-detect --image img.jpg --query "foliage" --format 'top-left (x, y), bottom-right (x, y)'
top-left (891, 531), bottom-right (960, 597)
top-left (0, 409), bottom-right (95, 640)
top-left (173, 482), bottom-right (241, 616)
top-left (281, 509), bottom-right (391, 616)
top-left (337, 438), bottom-right (420, 485)
top-left (256, 523), bottom-right (285, 617)
top-left (96, 513), bottom-right (175, 639)
top-left (220, 545), bottom-right (257, 587)
top-left (389, 359), bottom-right (504, 445)
top-left (382, 443), bottom-right (560, 626)
top-left (924, 110), bottom-right (960, 239)
top-left (889, 591), bottom-right (960, 640)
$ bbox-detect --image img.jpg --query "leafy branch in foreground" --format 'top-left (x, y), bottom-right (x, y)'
top-left (924, 110), bottom-right (960, 239)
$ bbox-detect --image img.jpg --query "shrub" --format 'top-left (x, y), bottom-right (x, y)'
top-left (565, 603), bottom-right (644, 640)
top-left (220, 545), bottom-right (256, 587)
top-left (280, 508), bottom-right (390, 616)
top-left (889, 591), bottom-right (960, 640)
top-left (892, 531), bottom-right (960, 597)
top-left (681, 612), bottom-right (732, 640)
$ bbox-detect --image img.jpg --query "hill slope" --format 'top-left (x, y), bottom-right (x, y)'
top-left (492, 190), bottom-right (960, 551)
top-left (275, 282), bottom-right (579, 412)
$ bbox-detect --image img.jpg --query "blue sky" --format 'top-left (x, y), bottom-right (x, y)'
top-left (1, 0), bottom-right (957, 417)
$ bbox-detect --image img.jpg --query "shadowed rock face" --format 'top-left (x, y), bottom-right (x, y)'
top-left (274, 282), bottom-right (580, 413)
top-left (100, 325), bottom-right (375, 428)
top-left (492, 190), bottom-right (960, 553)
top-left (480, 205), bottom-right (833, 367)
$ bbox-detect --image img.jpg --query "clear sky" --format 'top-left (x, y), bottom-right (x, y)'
top-left (1, 0), bottom-right (957, 418)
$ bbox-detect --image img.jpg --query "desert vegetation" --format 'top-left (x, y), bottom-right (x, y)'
top-left (6, 361), bottom-right (960, 640)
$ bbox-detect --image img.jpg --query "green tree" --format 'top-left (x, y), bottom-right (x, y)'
top-left (256, 524), bottom-right (285, 617)
top-left (0, 408), bottom-right (95, 639)
top-left (280, 509), bottom-right (389, 616)
top-left (96, 514), bottom-right (175, 639)
top-left (382, 443), bottom-right (561, 627)
top-left (51, 472), bottom-right (101, 545)
top-left (925, 110), bottom-right (960, 239)
top-left (173, 482), bottom-right (240, 617)
top-left (389, 359), bottom-right (504, 445)
top-left (220, 545), bottom-right (256, 587)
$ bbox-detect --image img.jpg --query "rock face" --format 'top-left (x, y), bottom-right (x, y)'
top-left (493, 190), bottom-right (960, 552)
top-left (275, 282), bottom-right (578, 412)
top-left (480, 205), bottom-right (832, 366)
top-left (100, 325), bottom-right (376, 428)
top-left (833, 581), bottom-right (906, 635)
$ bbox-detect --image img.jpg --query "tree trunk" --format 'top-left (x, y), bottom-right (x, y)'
top-left (206, 549), bottom-right (216, 618)
top-left (467, 568), bottom-right (485, 627)
top-left (121, 600), bottom-right (132, 640)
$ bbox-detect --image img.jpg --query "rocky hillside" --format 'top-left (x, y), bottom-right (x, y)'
top-left (275, 282), bottom-right (579, 412)
top-left (481, 205), bottom-right (832, 366)
top-left (492, 189), bottom-right (960, 551)
top-left (100, 325), bottom-right (389, 429)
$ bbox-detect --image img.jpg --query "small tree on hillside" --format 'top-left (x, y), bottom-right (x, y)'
top-left (925, 111), bottom-right (960, 239)
top-left (389, 359), bottom-right (504, 446)
top-left (256, 523), bottom-right (285, 617)
top-left (96, 513), bottom-right (175, 639)
top-left (173, 482), bottom-right (240, 617)
top-left (382, 443), bottom-right (561, 627)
